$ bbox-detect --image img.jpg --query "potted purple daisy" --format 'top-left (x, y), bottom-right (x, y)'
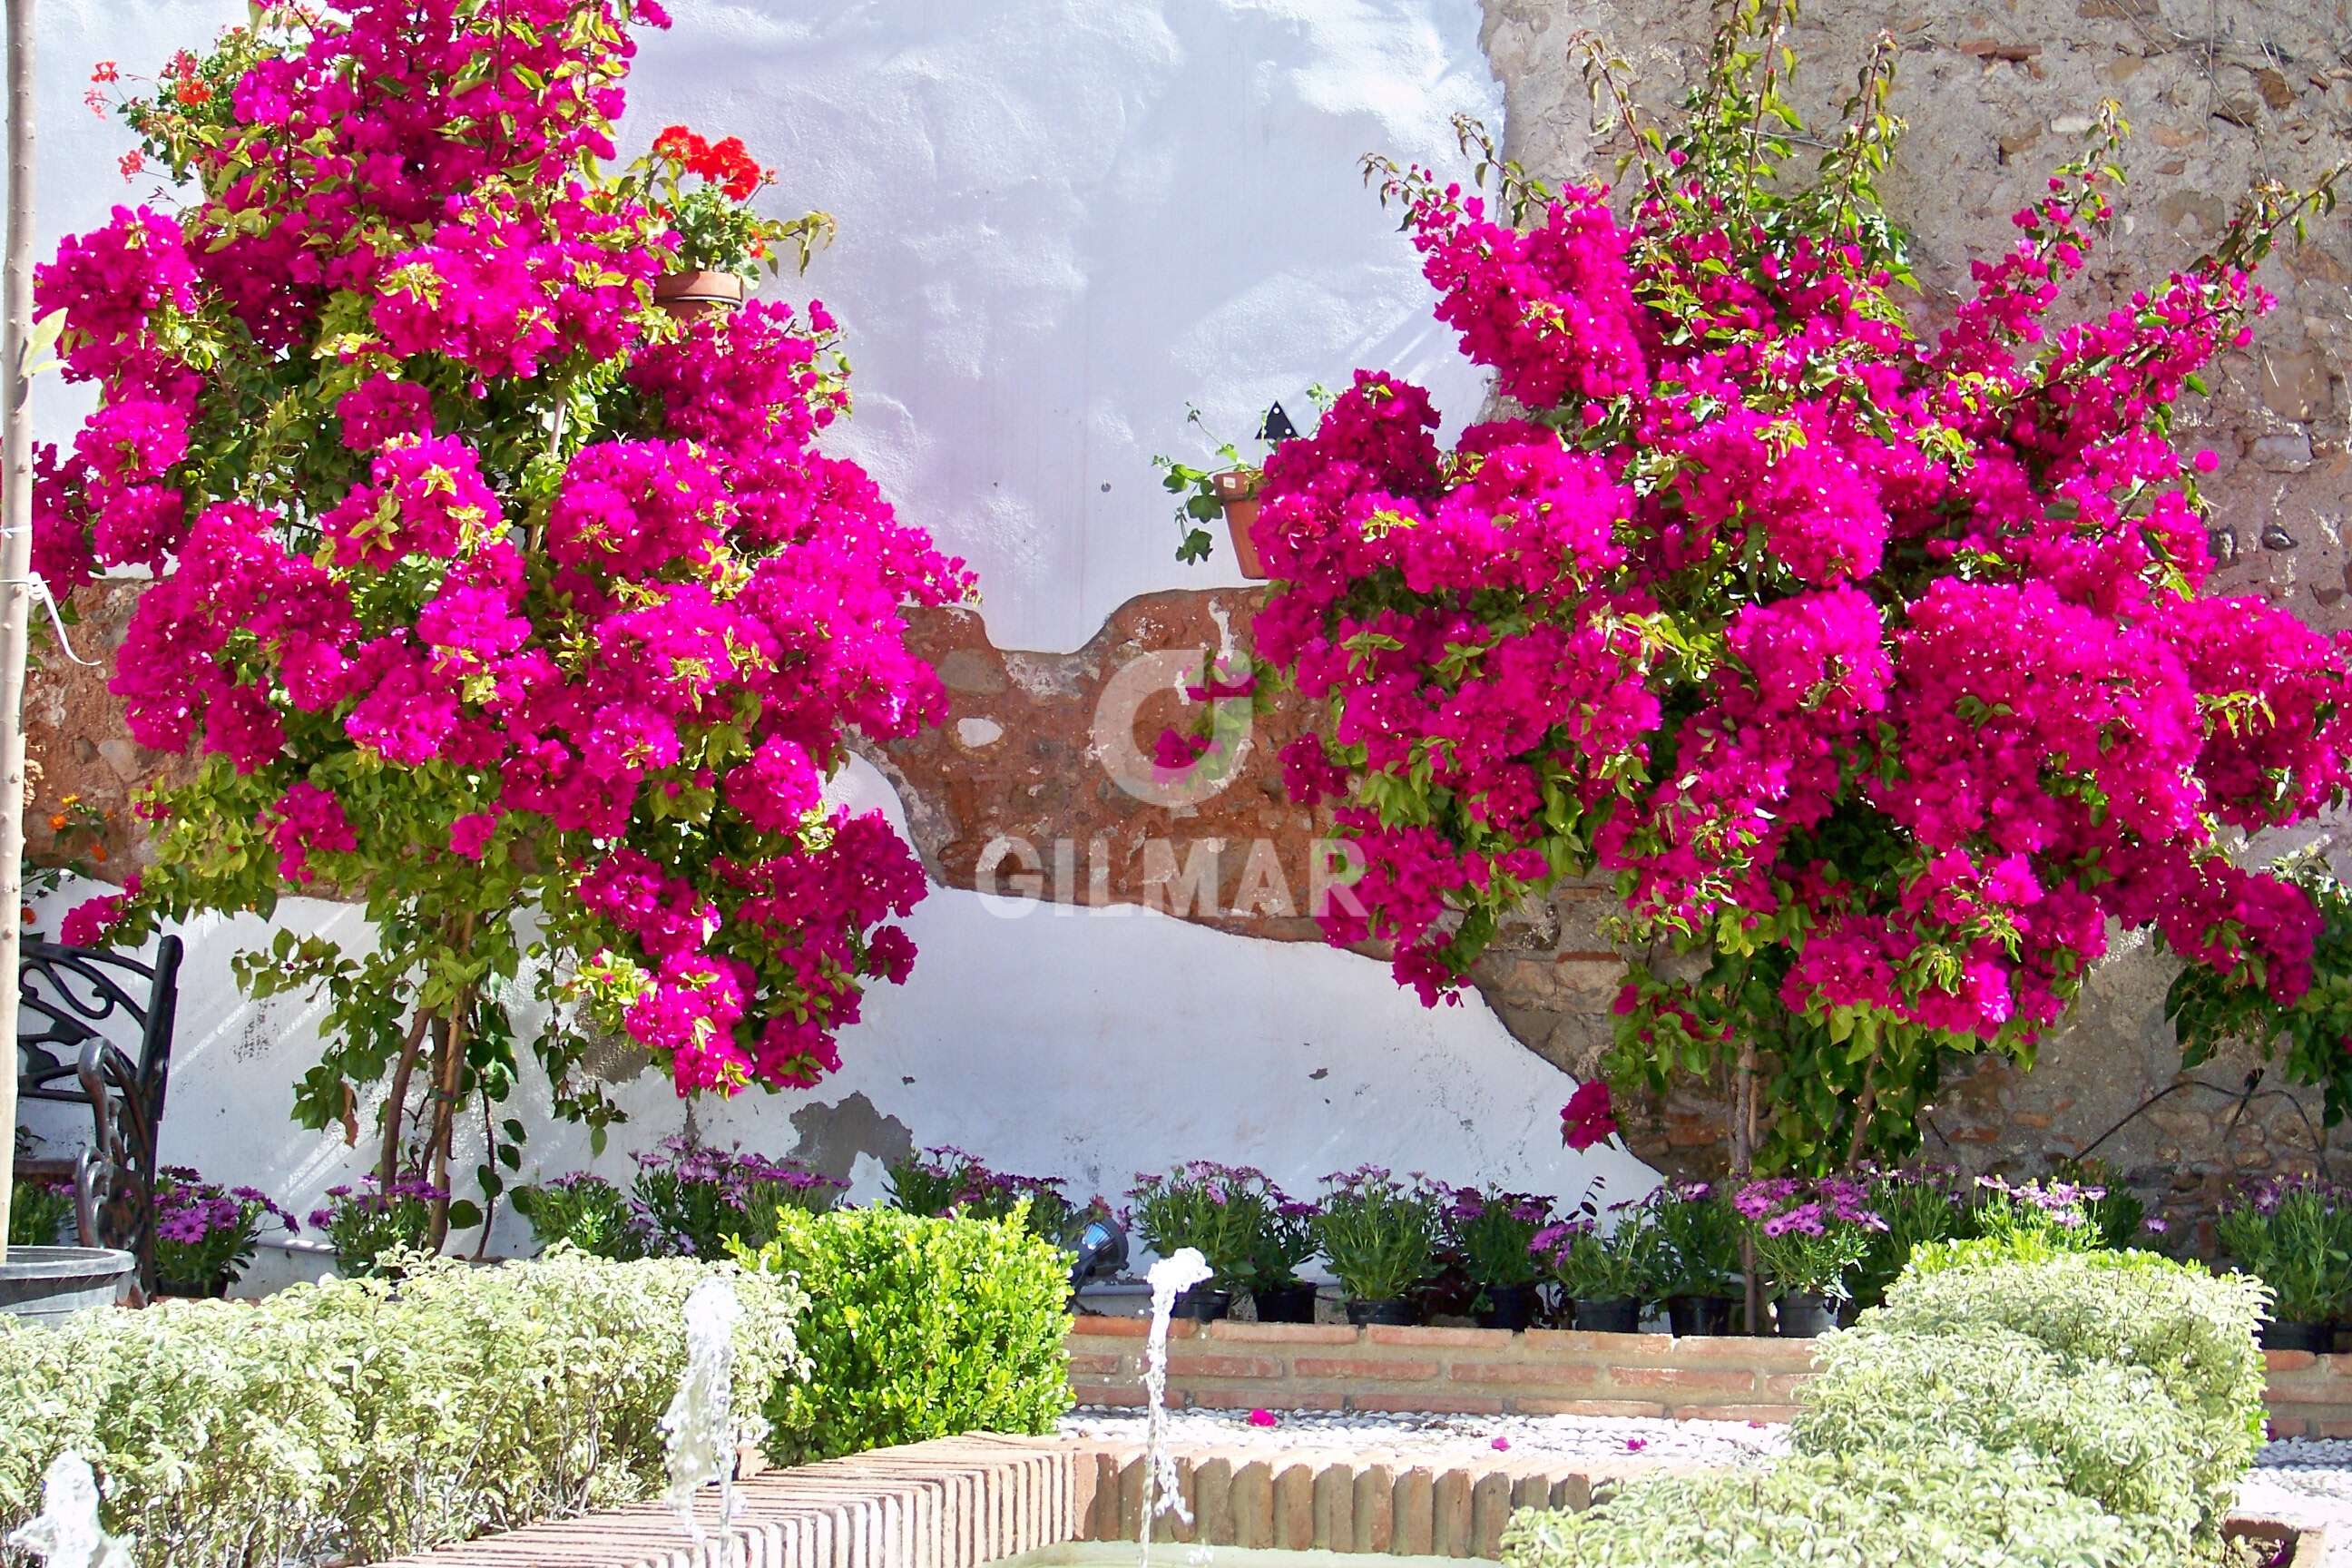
top-left (1443, 1184), bottom-right (1553, 1330)
top-left (1245, 1187), bottom-right (1322, 1323)
top-left (310, 1174), bottom-right (446, 1279)
top-left (1129, 1161), bottom-right (1273, 1320)
top-left (153, 1168), bottom-right (299, 1298)
top-left (628, 1136), bottom-right (848, 1259)
top-left (1734, 1177), bottom-right (1887, 1337)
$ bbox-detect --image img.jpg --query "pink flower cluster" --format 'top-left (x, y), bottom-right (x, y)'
top-left (44, 0), bottom-right (970, 1097)
top-left (1260, 127), bottom-right (2352, 1078)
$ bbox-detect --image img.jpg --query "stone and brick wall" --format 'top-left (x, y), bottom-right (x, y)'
top-left (24, 0), bottom-right (2352, 1236)
top-left (1067, 1319), bottom-right (2352, 1438)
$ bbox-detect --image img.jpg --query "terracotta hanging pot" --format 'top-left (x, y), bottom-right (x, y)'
top-left (1212, 468), bottom-right (1269, 580)
top-left (653, 270), bottom-right (748, 322)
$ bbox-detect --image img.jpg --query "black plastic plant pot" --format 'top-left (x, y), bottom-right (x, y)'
top-left (1170, 1285), bottom-right (1233, 1323)
top-left (0, 1247), bottom-right (136, 1328)
top-left (1252, 1282), bottom-right (1318, 1324)
top-left (1573, 1296), bottom-right (1642, 1333)
top-left (1345, 1297), bottom-right (1417, 1328)
top-left (1476, 1282), bottom-right (1539, 1332)
top-left (2261, 1318), bottom-right (2332, 1355)
top-left (1665, 1294), bottom-right (1737, 1337)
top-left (1775, 1291), bottom-right (1838, 1338)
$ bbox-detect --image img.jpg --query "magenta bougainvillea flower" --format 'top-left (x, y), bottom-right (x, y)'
top-left (1560, 1082), bottom-right (1618, 1152)
top-left (40, 0), bottom-right (971, 1191)
top-left (1253, 20), bottom-right (2352, 1164)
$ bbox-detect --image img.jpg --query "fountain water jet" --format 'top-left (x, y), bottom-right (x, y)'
top-left (662, 1274), bottom-right (743, 1552)
top-left (1140, 1247), bottom-right (1214, 1567)
top-left (6, 1453), bottom-right (129, 1568)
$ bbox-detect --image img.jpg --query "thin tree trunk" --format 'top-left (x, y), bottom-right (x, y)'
top-left (422, 988), bottom-right (475, 1250)
top-left (1732, 1037), bottom-right (1759, 1333)
top-left (0, 0), bottom-right (40, 1266)
top-left (1845, 1063), bottom-right (1879, 1171)
top-left (375, 1005), bottom-right (435, 1193)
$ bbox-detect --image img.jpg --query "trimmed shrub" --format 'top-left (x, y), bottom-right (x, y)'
top-left (1793, 1324), bottom-right (2200, 1559)
top-left (1884, 1240), bottom-right (2268, 1536)
top-left (0, 1251), bottom-right (804, 1568)
top-left (1500, 1446), bottom-right (2165, 1568)
top-left (1507, 1244), bottom-right (2269, 1568)
top-left (740, 1204), bottom-right (1073, 1464)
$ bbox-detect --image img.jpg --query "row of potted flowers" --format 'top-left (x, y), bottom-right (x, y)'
top-left (28, 1145), bottom-right (2333, 1341)
top-left (1121, 1163), bottom-right (2162, 1338)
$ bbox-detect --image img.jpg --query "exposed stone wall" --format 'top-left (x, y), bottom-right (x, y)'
top-left (24, 2), bottom-right (2352, 1239)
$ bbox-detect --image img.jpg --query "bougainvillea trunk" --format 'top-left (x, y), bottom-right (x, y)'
top-left (0, 0), bottom-right (37, 1265)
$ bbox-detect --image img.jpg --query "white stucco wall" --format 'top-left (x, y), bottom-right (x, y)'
top-left (14, 0), bottom-right (1657, 1260)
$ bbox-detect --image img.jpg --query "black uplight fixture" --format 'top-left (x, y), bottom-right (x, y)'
top-left (1066, 1213), bottom-right (1128, 1299)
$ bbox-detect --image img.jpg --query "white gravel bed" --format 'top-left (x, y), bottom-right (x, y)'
top-left (1063, 1413), bottom-right (2352, 1562)
top-left (1059, 1406), bottom-right (1788, 1465)
top-left (2246, 1442), bottom-right (2352, 1564)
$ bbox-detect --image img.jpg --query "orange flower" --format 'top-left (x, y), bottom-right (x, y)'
top-left (89, 60), bottom-right (118, 84)
top-left (46, 813), bottom-right (65, 831)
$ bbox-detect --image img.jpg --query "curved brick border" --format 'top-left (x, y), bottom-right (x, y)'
top-left (369, 1324), bottom-right (2345, 1566)
top-left (374, 1433), bottom-right (2327, 1567)
top-left (373, 1435), bottom-right (1088, 1568)
top-left (369, 1433), bottom-right (1677, 1566)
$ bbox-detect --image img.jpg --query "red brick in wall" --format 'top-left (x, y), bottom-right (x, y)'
top-left (1067, 1320), bottom-right (2352, 1436)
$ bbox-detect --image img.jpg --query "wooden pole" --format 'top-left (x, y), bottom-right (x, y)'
top-left (0, 0), bottom-right (40, 1265)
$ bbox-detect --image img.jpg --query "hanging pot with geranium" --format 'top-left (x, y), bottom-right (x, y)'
top-left (639, 123), bottom-right (836, 319)
top-left (1155, 401), bottom-right (1310, 579)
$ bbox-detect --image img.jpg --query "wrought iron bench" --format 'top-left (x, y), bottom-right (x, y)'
top-left (14, 936), bottom-right (184, 1296)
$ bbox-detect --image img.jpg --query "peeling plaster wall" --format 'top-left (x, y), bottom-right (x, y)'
top-left (534, 0), bottom-right (1507, 652)
top-left (21, 761), bottom-right (1656, 1266)
top-left (15, 0), bottom-right (1662, 1260)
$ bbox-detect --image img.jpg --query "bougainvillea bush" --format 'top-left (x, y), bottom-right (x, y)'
top-left (1253, 4), bottom-right (2349, 1169)
top-left (38, 0), bottom-right (970, 1240)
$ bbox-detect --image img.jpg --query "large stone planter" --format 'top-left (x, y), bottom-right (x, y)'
top-left (0, 1246), bottom-right (135, 1326)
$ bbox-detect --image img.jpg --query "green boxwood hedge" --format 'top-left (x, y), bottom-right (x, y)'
top-left (738, 1203), bottom-right (1074, 1464)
